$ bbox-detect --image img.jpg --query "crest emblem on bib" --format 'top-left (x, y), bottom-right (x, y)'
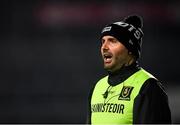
top-left (118, 86), bottom-right (134, 101)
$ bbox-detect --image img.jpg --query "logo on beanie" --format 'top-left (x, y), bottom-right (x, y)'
top-left (129, 39), bottom-right (133, 45)
top-left (114, 22), bottom-right (129, 27)
top-left (114, 21), bottom-right (142, 41)
top-left (102, 26), bottom-right (112, 33)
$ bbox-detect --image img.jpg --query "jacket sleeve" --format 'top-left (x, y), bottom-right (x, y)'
top-left (133, 78), bottom-right (172, 124)
top-left (86, 84), bottom-right (96, 124)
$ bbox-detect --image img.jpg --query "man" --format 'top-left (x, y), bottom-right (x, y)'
top-left (87, 15), bottom-right (171, 124)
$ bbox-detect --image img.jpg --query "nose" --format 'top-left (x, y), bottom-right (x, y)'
top-left (101, 41), bottom-right (109, 51)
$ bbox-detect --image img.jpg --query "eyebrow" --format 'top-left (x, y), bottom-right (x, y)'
top-left (107, 37), bottom-right (118, 42)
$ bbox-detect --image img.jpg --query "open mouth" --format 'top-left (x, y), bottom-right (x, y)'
top-left (103, 53), bottom-right (113, 63)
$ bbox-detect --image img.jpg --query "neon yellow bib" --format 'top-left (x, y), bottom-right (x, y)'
top-left (91, 68), bottom-right (155, 124)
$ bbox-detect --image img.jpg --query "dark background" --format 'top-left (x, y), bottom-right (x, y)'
top-left (0, 0), bottom-right (180, 123)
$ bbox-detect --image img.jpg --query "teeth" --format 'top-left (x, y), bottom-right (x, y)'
top-left (104, 56), bottom-right (112, 59)
top-left (104, 55), bottom-right (112, 61)
top-left (104, 54), bottom-right (112, 57)
top-left (105, 58), bottom-right (111, 61)
top-left (103, 53), bottom-right (112, 62)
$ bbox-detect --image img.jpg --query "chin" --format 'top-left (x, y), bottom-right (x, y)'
top-left (104, 65), bottom-right (113, 71)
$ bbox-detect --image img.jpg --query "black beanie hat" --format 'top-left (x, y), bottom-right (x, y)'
top-left (101, 15), bottom-right (144, 58)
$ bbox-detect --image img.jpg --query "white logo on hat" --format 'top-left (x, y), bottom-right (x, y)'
top-left (102, 26), bottom-right (112, 33)
top-left (129, 39), bottom-right (133, 45)
top-left (114, 22), bottom-right (129, 27)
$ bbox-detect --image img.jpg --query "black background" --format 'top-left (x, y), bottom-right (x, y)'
top-left (0, 0), bottom-right (180, 123)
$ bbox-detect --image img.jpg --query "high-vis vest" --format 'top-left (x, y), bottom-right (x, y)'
top-left (91, 68), bottom-right (156, 124)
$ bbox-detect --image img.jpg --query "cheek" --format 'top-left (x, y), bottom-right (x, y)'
top-left (114, 46), bottom-right (127, 55)
top-left (113, 48), bottom-right (128, 60)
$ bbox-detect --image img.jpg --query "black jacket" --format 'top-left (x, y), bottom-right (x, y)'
top-left (87, 63), bottom-right (172, 124)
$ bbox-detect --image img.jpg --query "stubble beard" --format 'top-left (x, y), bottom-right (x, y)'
top-left (103, 56), bottom-right (125, 73)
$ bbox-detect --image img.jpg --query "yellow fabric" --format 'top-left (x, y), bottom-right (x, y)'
top-left (91, 68), bottom-right (155, 124)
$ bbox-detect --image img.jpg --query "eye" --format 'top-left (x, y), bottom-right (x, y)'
top-left (101, 39), bottom-right (105, 45)
top-left (111, 39), bottom-right (117, 43)
top-left (109, 38), bottom-right (118, 43)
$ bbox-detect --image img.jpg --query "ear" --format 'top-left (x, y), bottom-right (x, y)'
top-left (128, 51), bottom-right (132, 55)
top-left (126, 52), bottom-right (136, 66)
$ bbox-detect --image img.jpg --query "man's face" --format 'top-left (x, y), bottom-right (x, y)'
top-left (101, 35), bottom-right (130, 72)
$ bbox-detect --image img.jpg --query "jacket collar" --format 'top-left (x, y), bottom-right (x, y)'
top-left (108, 62), bottom-right (140, 86)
